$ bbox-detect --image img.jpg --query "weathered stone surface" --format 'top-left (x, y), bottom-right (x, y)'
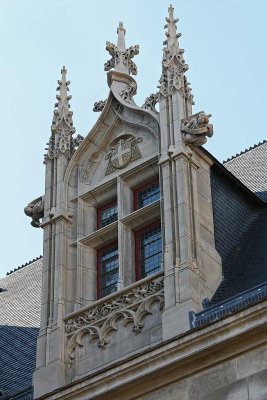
top-left (25, 5), bottom-right (266, 400)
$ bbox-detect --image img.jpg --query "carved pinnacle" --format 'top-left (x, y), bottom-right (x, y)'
top-left (104, 22), bottom-right (139, 76)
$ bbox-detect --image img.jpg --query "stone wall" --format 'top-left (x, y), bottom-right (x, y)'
top-left (137, 344), bottom-right (267, 400)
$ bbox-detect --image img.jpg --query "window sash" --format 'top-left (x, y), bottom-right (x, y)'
top-left (97, 242), bottom-right (119, 298)
top-left (135, 221), bottom-right (162, 280)
top-left (134, 179), bottom-right (160, 210)
top-left (97, 201), bottom-right (118, 229)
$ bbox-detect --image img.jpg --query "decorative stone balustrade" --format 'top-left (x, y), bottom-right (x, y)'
top-left (64, 272), bottom-right (164, 366)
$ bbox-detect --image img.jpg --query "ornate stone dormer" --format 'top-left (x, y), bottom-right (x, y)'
top-left (31, 9), bottom-right (222, 398)
top-left (104, 21), bottom-right (139, 76)
top-left (158, 4), bottom-right (194, 111)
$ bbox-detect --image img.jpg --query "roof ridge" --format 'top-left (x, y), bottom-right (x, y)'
top-left (223, 140), bottom-right (267, 164)
top-left (6, 255), bottom-right (43, 276)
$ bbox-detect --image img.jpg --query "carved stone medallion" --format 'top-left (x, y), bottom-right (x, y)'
top-left (105, 134), bottom-right (142, 175)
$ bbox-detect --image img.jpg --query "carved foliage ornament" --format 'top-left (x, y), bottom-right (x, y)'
top-left (93, 99), bottom-right (107, 112)
top-left (65, 275), bottom-right (164, 366)
top-left (73, 134), bottom-right (84, 148)
top-left (142, 93), bottom-right (159, 113)
top-left (105, 134), bottom-right (142, 175)
top-left (182, 111), bottom-right (213, 147)
top-left (44, 131), bottom-right (84, 163)
top-left (184, 76), bottom-right (195, 105)
top-left (105, 41), bottom-right (139, 76)
top-left (119, 82), bottom-right (137, 103)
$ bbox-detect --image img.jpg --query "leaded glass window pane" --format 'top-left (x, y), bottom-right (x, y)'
top-left (98, 244), bottom-right (119, 298)
top-left (135, 180), bottom-right (160, 210)
top-left (98, 202), bottom-right (118, 229)
top-left (137, 223), bottom-right (162, 279)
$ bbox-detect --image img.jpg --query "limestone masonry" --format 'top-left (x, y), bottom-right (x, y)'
top-left (1, 5), bottom-right (266, 400)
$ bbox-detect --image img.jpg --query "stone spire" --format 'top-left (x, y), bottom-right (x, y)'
top-left (44, 67), bottom-right (77, 162)
top-left (104, 22), bottom-right (139, 75)
top-left (158, 4), bottom-right (194, 105)
top-left (52, 66), bottom-right (75, 134)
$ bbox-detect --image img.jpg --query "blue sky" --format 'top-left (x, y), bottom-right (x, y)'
top-left (0, 0), bottom-right (266, 277)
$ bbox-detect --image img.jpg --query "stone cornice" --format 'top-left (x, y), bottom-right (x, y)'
top-left (194, 146), bottom-right (214, 166)
top-left (37, 299), bottom-right (267, 400)
top-left (41, 212), bottom-right (73, 228)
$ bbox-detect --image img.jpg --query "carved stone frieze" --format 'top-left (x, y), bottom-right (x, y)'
top-left (93, 99), bottom-right (107, 112)
top-left (119, 81), bottom-right (137, 103)
top-left (24, 196), bottom-right (44, 228)
top-left (142, 93), bottom-right (159, 113)
top-left (64, 275), bottom-right (164, 366)
top-left (181, 111), bottom-right (213, 147)
top-left (105, 134), bottom-right (142, 175)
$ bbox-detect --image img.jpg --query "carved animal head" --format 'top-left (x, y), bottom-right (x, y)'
top-left (24, 205), bottom-right (33, 217)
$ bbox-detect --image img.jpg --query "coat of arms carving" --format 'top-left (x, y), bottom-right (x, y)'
top-left (105, 134), bottom-right (142, 175)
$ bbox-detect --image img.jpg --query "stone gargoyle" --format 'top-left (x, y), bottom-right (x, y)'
top-left (181, 111), bottom-right (213, 147)
top-left (24, 196), bottom-right (44, 228)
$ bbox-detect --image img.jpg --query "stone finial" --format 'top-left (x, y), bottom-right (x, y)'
top-left (52, 66), bottom-right (75, 133)
top-left (158, 5), bottom-right (193, 102)
top-left (104, 22), bottom-right (139, 76)
top-left (163, 4), bottom-right (186, 67)
top-left (44, 67), bottom-right (83, 162)
top-left (117, 21), bottom-right (126, 51)
top-left (181, 112), bottom-right (213, 147)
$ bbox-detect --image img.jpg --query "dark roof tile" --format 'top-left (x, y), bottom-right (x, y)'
top-left (0, 259), bottom-right (42, 397)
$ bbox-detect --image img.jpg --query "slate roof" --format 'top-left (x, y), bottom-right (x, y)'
top-left (223, 140), bottom-right (267, 202)
top-left (0, 259), bottom-right (42, 398)
top-left (192, 144), bottom-right (267, 328)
